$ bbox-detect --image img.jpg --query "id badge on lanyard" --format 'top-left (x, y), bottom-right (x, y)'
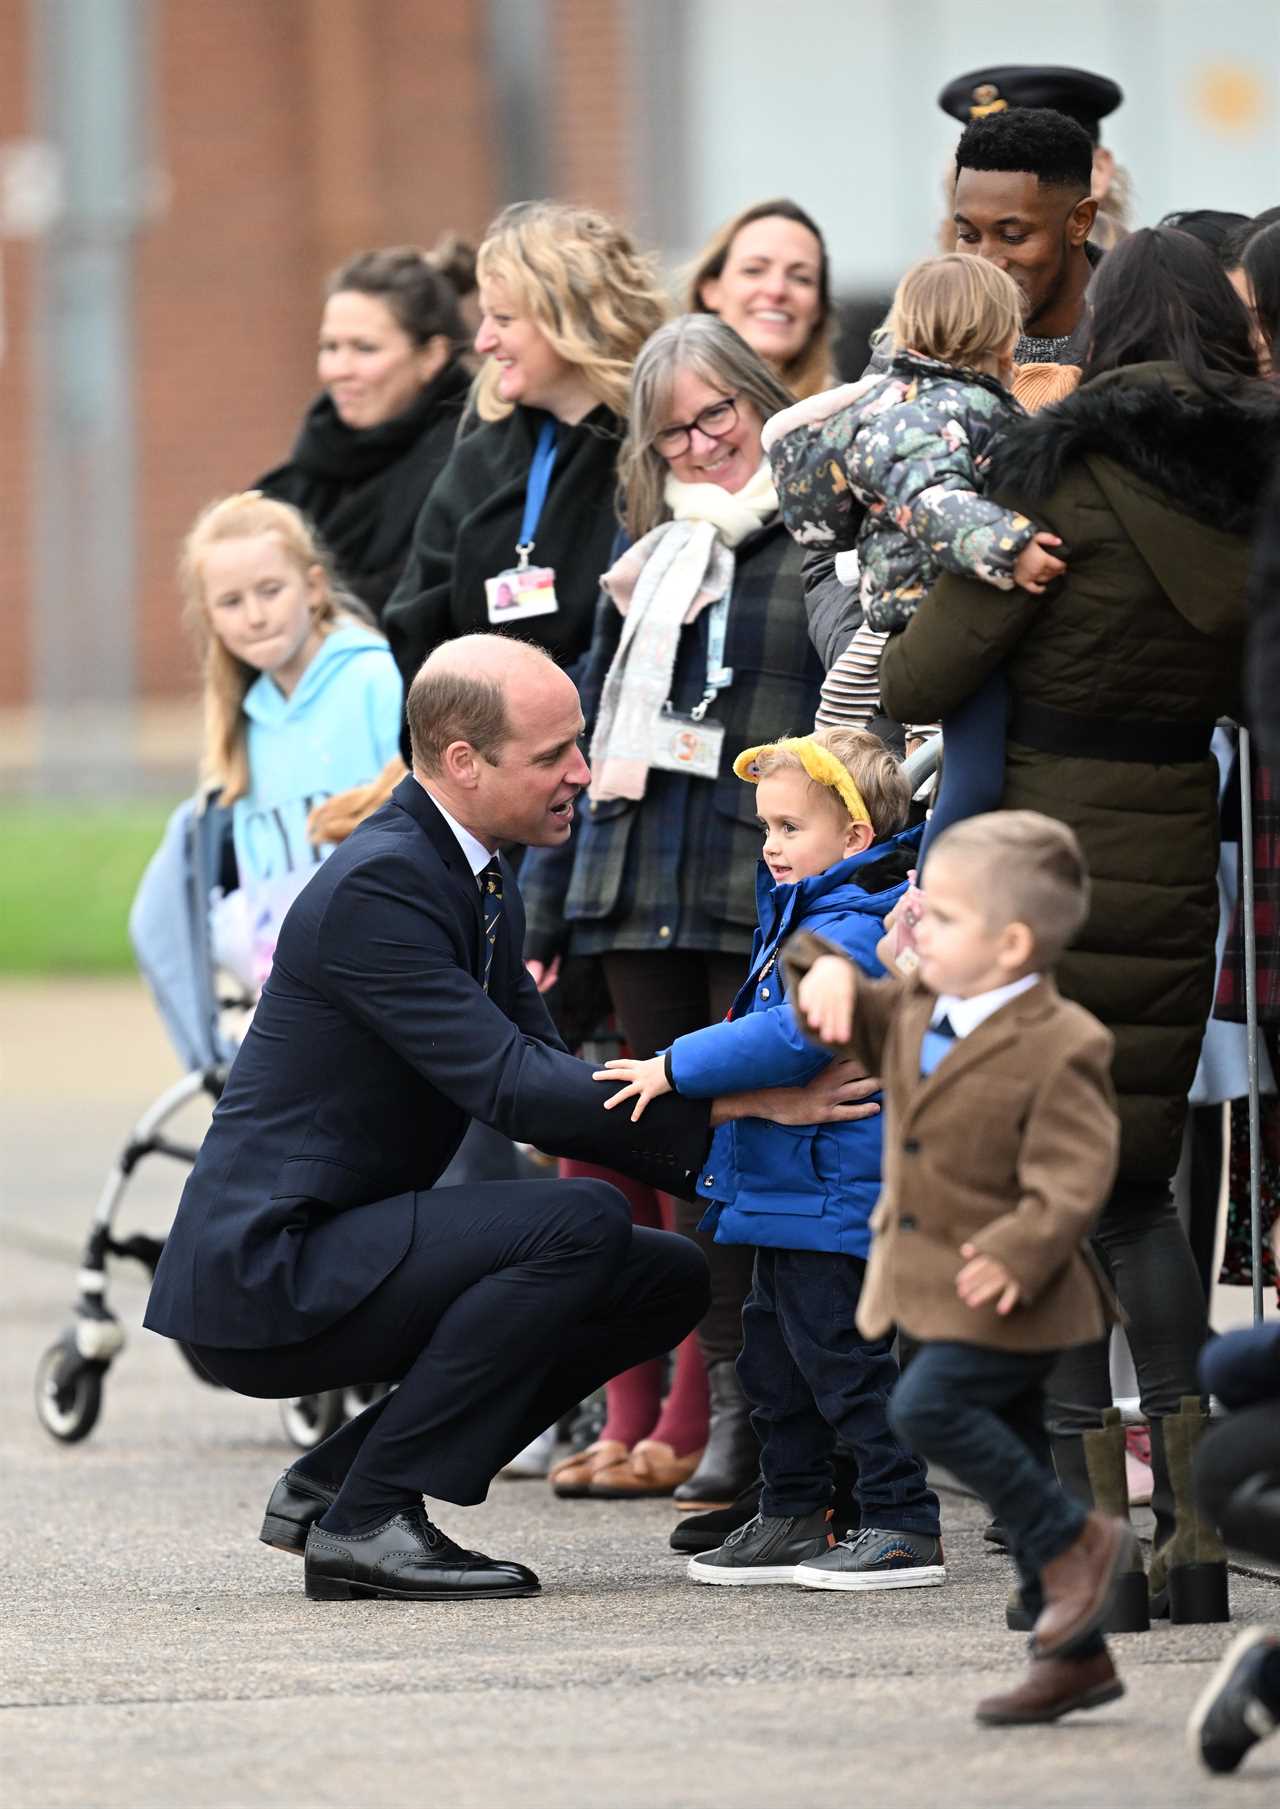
top-left (486, 420), bottom-right (562, 624)
top-left (646, 594), bottom-right (733, 781)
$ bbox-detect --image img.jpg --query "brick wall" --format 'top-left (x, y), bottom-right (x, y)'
top-left (2, 0), bottom-right (505, 708)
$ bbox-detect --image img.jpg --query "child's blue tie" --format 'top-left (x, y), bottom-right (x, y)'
top-left (919, 1013), bottom-right (958, 1077)
top-left (479, 858), bottom-right (503, 993)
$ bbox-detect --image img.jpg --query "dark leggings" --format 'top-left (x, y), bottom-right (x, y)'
top-left (917, 671), bottom-right (1008, 866)
top-left (602, 948), bottom-right (755, 1366)
top-left (1047, 1180), bottom-right (1209, 1435)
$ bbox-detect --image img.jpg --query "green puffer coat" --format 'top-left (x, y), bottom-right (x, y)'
top-left (879, 362), bottom-right (1280, 1186)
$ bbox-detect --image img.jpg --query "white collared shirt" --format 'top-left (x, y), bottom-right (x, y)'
top-left (931, 974), bottom-right (1042, 1040)
top-left (420, 784), bottom-right (495, 880)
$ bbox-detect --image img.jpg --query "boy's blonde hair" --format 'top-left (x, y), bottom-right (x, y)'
top-left (929, 810), bottom-right (1091, 964)
top-left (473, 200), bottom-right (668, 423)
top-left (749, 727), bottom-right (909, 840)
top-left (181, 492), bottom-right (366, 806)
top-left (885, 253), bottom-right (1024, 371)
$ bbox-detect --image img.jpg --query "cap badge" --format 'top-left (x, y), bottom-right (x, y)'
top-left (970, 82), bottom-right (1008, 118)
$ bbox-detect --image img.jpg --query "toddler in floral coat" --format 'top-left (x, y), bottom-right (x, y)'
top-left (763, 253), bottom-right (1065, 857)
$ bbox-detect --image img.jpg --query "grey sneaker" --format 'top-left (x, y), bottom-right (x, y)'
top-left (687, 1509), bottom-right (833, 1586)
top-left (793, 1526), bottom-right (946, 1591)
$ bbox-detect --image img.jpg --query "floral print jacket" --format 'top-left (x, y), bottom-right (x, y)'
top-left (767, 351), bottom-right (1035, 632)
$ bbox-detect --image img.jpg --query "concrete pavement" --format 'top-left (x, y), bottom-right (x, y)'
top-left (2, 981), bottom-right (1278, 1809)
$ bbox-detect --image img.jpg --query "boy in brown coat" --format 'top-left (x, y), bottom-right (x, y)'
top-left (785, 810), bottom-right (1136, 1725)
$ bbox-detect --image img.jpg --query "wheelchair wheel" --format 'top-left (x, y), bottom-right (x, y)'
top-left (341, 1381), bottom-right (391, 1421)
top-left (35, 1341), bottom-right (105, 1443)
top-left (279, 1390), bottom-right (344, 1449)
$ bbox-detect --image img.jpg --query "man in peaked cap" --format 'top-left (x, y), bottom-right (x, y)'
top-left (940, 65), bottom-right (1130, 252)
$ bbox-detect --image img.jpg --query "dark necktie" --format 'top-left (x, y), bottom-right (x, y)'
top-left (919, 1012), bottom-right (958, 1077)
top-left (479, 858), bottom-right (503, 993)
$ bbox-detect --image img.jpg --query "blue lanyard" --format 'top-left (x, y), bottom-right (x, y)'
top-left (515, 421), bottom-right (559, 567)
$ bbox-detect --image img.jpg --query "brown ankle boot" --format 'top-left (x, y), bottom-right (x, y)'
top-left (1034, 1511), bottom-right (1139, 1656)
top-left (976, 1649), bottom-right (1125, 1725)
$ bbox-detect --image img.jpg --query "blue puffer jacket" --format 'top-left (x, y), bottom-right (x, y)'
top-left (668, 825), bottom-right (921, 1256)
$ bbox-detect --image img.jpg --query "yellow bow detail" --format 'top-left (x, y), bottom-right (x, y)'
top-left (733, 737), bottom-right (872, 826)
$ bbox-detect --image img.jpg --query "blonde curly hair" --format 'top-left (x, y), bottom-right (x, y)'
top-left (472, 201), bottom-right (669, 423)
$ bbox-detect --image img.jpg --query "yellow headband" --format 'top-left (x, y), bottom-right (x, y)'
top-left (733, 736), bottom-right (872, 827)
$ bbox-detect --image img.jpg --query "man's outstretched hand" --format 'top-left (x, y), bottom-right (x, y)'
top-left (711, 1059), bottom-right (881, 1127)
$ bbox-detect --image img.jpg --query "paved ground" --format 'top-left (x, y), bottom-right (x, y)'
top-left (3, 980), bottom-right (1278, 1809)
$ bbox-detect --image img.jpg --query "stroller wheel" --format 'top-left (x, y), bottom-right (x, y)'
top-left (279, 1391), bottom-right (344, 1449)
top-left (35, 1341), bottom-right (105, 1443)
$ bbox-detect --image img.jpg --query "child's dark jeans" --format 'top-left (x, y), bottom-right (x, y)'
top-left (890, 1339), bottom-right (1104, 1655)
top-left (737, 1247), bottom-right (940, 1535)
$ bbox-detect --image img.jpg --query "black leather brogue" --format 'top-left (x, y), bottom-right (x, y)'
top-left (304, 1505), bottom-right (541, 1601)
top-left (259, 1469), bottom-right (340, 1556)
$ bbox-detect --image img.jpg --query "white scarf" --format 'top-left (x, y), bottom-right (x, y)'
top-left (589, 462), bottom-right (777, 803)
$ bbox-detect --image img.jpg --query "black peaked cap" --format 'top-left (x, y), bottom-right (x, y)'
top-left (938, 65), bottom-right (1123, 143)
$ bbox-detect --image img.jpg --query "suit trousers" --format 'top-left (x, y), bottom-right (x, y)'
top-left (192, 1175), bottom-right (710, 1529)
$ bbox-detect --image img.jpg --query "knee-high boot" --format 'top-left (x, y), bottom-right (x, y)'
top-left (1147, 1396), bottom-right (1230, 1623)
top-left (1005, 1409), bottom-right (1148, 1632)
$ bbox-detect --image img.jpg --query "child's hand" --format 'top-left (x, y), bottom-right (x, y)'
top-left (593, 1055), bottom-right (672, 1123)
top-left (1013, 531), bottom-right (1067, 595)
top-left (796, 955), bottom-right (856, 1046)
top-left (955, 1244), bottom-right (1022, 1315)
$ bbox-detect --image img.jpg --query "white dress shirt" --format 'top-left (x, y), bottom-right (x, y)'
top-left (931, 973), bottom-right (1042, 1039)
top-left (420, 785), bottom-right (494, 880)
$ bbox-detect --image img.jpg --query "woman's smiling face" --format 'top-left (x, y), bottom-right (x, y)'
top-left (654, 367), bottom-right (765, 492)
top-left (699, 215), bottom-right (824, 371)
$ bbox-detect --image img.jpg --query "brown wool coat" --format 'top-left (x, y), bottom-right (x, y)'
top-left (783, 934), bottom-right (1122, 1352)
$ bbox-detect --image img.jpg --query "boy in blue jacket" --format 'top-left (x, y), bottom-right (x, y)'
top-left (596, 728), bottom-right (944, 1589)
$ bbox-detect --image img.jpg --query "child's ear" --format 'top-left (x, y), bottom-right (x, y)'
top-left (999, 918), bottom-right (1037, 973)
top-left (844, 819), bottom-right (875, 856)
top-left (305, 562), bottom-right (327, 612)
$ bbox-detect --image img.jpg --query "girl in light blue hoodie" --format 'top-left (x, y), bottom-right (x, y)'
top-left (184, 492), bottom-right (403, 988)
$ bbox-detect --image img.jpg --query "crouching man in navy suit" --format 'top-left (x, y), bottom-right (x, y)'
top-left (146, 635), bottom-right (871, 1603)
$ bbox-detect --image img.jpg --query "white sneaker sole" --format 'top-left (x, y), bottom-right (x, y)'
top-left (1186, 1627), bottom-right (1280, 1766)
top-left (792, 1563), bottom-right (948, 1592)
top-left (687, 1558), bottom-right (803, 1586)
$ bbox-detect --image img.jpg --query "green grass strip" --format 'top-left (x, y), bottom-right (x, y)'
top-left (0, 803), bottom-right (173, 974)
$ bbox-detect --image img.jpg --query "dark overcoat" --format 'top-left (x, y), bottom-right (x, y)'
top-left (144, 778), bottom-right (712, 1350)
top-left (878, 362), bottom-right (1280, 1184)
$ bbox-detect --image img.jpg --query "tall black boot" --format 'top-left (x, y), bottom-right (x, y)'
top-left (672, 1360), bottom-right (759, 1509)
top-left (1148, 1398), bottom-right (1230, 1623)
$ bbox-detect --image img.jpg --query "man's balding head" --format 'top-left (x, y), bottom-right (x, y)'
top-left (407, 635), bottom-right (589, 849)
top-left (408, 634), bottom-right (564, 776)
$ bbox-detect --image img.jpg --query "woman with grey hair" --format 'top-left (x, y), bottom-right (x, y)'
top-left (523, 316), bottom-right (833, 1510)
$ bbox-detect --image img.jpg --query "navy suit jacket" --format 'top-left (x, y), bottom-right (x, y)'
top-left (145, 777), bottom-right (713, 1349)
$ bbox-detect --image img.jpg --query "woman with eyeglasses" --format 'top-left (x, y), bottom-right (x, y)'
top-left (522, 317), bottom-right (835, 1511)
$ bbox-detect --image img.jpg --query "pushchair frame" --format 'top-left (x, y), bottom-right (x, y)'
top-left (34, 793), bottom-right (235, 1441)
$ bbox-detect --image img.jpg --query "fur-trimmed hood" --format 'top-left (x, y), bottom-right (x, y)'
top-left (987, 361), bottom-right (1280, 536)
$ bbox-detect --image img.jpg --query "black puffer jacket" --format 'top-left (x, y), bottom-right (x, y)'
top-left (880, 362), bottom-right (1280, 1186)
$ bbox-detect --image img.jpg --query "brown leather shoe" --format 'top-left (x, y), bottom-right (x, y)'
top-left (1034, 1511), bottom-right (1139, 1657)
top-left (585, 1439), bottom-right (706, 1499)
top-left (975, 1649), bottom-right (1124, 1725)
top-left (549, 1440), bottom-right (629, 1498)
